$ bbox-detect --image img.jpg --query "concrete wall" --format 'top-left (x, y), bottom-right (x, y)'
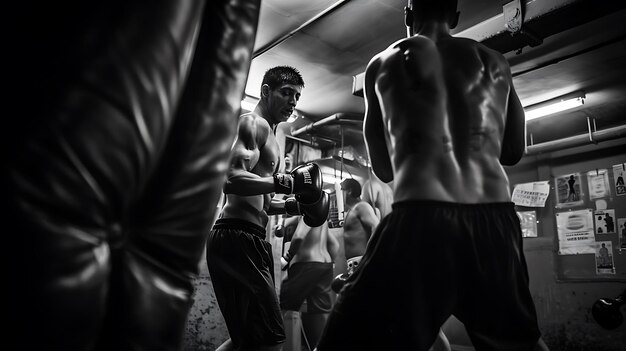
top-left (183, 255), bottom-right (228, 351)
top-left (509, 139), bottom-right (626, 350)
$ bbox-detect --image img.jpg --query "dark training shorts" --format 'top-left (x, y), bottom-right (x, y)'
top-left (317, 201), bottom-right (541, 351)
top-left (280, 262), bottom-right (334, 313)
top-left (206, 218), bottom-right (285, 349)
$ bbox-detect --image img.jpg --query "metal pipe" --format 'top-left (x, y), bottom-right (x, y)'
top-left (340, 126), bottom-right (345, 179)
top-left (291, 113), bottom-right (362, 137)
top-left (253, 0), bottom-right (351, 58)
top-left (291, 114), bottom-right (341, 137)
top-left (512, 34), bottom-right (626, 77)
top-left (525, 124), bottom-right (626, 155)
top-left (587, 116), bottom-right (594, 143)
top-left (286, 134), bottom-right (314, 145)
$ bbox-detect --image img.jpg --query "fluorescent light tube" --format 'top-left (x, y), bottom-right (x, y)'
top-left (524, 96), bottom-right (584, 121)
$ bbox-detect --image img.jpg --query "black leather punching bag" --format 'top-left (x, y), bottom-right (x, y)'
top-left (4, 1), bottom-right (260, 350)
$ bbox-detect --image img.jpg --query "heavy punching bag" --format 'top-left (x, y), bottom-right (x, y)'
top-left (4, 1), bottom-right (260, 350)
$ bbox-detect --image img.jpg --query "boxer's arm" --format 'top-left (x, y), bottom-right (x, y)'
top-left (500, 68), bottom-right (525, 166)
top-left (223, 115), bottom-right (275, 195)
top-left (326, 222), bottom-right (340, 262)
top-left (363, 56), bottom-right (394, 183)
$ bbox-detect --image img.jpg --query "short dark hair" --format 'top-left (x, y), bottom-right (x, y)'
top-left (409, 0), bottom-right (457, 11)
top-left (408, 0), bottom-right (457, 21)
top-left (261, 66), bottom-right (305, 90)
top-left (341, 178), bottom-right (361, 198)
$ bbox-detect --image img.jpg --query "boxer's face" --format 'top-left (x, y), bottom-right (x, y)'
top-left (263, 83), bottom-right (302, 125)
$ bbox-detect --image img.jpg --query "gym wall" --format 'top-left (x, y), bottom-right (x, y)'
top-left (504, 138), bottom-right (626, 350)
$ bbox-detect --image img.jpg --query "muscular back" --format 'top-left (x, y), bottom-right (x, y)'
top-left (364, 36), bottom-right (525, 204)
top-left (291, 220), bottom-right (338, 264)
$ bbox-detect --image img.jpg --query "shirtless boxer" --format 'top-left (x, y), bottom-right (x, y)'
top-left (340, 178), bottom-right (379, 268)
top-left (317, 1), bottom-right (547, 350)
top-left (330, 178), bottom-right (379, 293)
top-left (280, 215), bottom-right (339, 349)
top-left (206, 66), bottom-right (329, 351)
top-left (362, 170), bottom-right (394, 220)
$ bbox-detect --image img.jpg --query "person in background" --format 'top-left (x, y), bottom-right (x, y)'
top-left (339, 178), bottom-right (379, 265)
top-left (317, 0), bottom-right (548, 350)
top-left (280, 215), bottom-right (339, 350)
top-left (362, 169), bottom-right (394, 220)
top-left (330, 178), bottom-right (379, 294)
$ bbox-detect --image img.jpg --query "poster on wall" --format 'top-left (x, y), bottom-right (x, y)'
top-left (512, 181), bottom-right (550, 207)
top-left (595, 241), bottom-right (616, 275)
top-left (556, 209), bottom-right (596, 255)
top-left (517, 211), bottom-right (538, 237)
top-left (586, 169), bottom-right (610, 200)
top-left (555, 173), bottom-right (584, 208)
top-left (613, 163), bottom-right (626, 196)
top-left (594, 209), bottom-right (616, 234)
top-left (618, 218), bottom-right (626, 250)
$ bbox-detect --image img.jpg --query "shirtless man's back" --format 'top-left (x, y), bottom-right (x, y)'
top-left (365, 25), bottom-right (524, 204)
top-left (280, 217), bottom-right (338, 349)
top-left (290, 220), bottom-right (338, 265)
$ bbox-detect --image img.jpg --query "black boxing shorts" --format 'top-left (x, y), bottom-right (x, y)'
top-left (280, 262), bottom-right (334, 313)
top-left (206, 218), bottom-right (285, 349)
top-left (317, 201), bottom-right (541, 351)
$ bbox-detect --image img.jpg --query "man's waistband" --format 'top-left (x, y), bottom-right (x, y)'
top-left (392, 200), bottom-right (514, 211)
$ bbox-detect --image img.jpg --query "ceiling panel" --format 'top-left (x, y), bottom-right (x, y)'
top-left (247, 0), bottom-right (626, 154)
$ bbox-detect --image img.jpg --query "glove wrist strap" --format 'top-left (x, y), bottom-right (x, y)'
top-left (273, 173), bottom-right (293, 194)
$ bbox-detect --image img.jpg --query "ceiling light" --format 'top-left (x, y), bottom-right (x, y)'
top-left (524, 92), bottom-right (585, 121)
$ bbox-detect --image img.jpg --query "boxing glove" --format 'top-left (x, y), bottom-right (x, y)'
top-left (273, 163), bottom-right (323, 204)
top-left (331, 273), bottom-right (350, 293)
top-left (285, 192), bottom-right (330, 227)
